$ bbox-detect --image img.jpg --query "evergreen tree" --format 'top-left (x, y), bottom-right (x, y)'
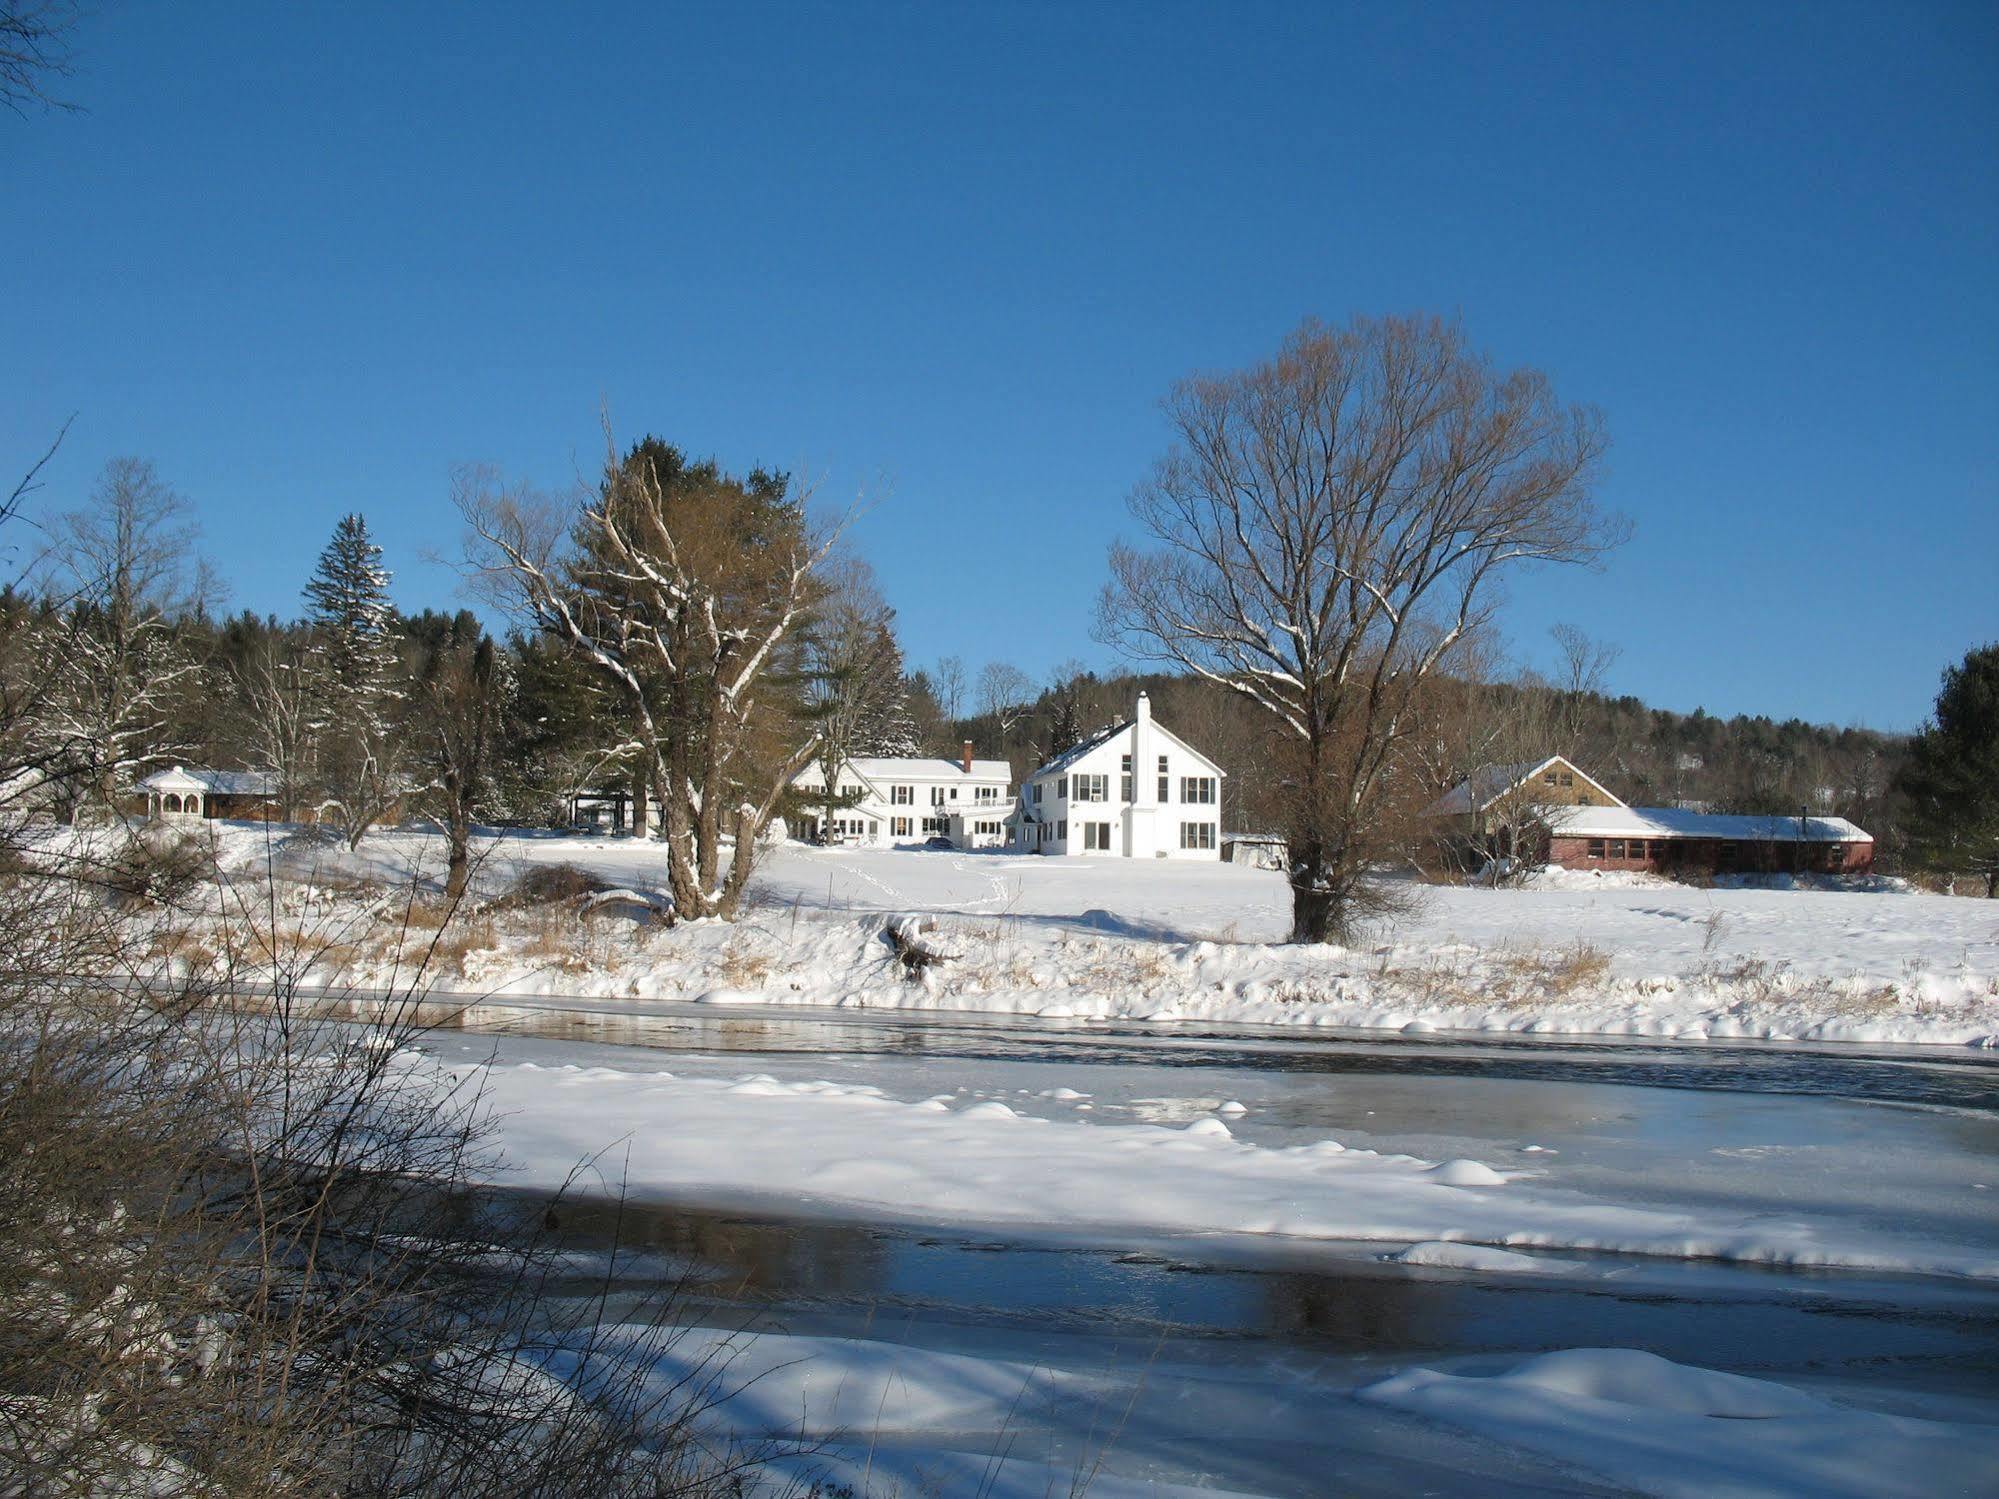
top-left (853, 616), bottom-right (920, 757)
top-left (303, 514), bottom-right (402, 847)
top-left (1897, 644), bottom-right (1999, 896)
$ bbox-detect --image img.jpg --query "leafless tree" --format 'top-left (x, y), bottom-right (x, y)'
top-left (933, 654), bottom-right (967, 722)
top-left (976, 659), bottom-right (1034, 738)
top-left (456, 427), bottom-right (847, 920)
top-left (1547, 621), bottom-right (1622, 762)
top-left (231, 633), bottom-right (315, 821)
top-left (1, 0), bottom-right (78, 115)
top-left (35, 457), bottom-right (212, 822)
top-left (1101, 314), bottom-right (1622, 942)
top-left (804, 557), bottom-right (911, 840)
top-left (408, 629), bottom-right (510, 899)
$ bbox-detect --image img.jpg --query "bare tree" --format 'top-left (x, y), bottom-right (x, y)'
top-left (803, 557), bottom-right (913, 840)
top-left (408, 623), bottom-right (510, 899)
top-left (933, 654), bottom-right (966, 721)
top-left (36, 457), bottom-right (210, 822)
top-left (976, 660), bottom-right (1034, 739)
top-left (232, 633), bottom-right (315, 821)
top-left (1, 0), bottom-right (79, 115)
top-left (1101, 314), bottom-right (1621, 942)
top-left (457, 428), bottom-right (845, 920)
top-left (1547, 621), bottom-right (1621, 762)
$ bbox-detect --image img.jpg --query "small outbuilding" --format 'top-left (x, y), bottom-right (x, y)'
top-left (1425, 757), bottom-right (1874, 878)
top-left (139, 766), bottom-right (284, 822)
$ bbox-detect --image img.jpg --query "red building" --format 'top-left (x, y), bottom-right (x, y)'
top-left (1426, 756), bottom-right (1874, 878)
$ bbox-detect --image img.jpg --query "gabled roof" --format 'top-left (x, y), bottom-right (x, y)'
top-left (1023, 717), bottom-right (1227, 782)
top-left (139, 766), bottom-right (281, 798)
top-left (1422, 755), bottom-right (1623, 818)
top-left (1545, 804), bottom-right (1871, 843)
top-left (845, 756), bottom-right (1011, 781)
top-left (1027, 720), bottom-right (1128, 779)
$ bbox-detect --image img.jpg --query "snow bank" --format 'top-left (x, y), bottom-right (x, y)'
top-left (90, 825), bottom-right (1999, 1049)
top-left (1360, 1347), bottom-right (1999, 1499)
top-left (437, 1057), bottom-right (1999, 1280)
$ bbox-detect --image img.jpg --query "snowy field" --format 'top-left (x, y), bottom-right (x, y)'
top-left (57, 820), bottom-right (1999, 1495)
top-left (172, 824), bottom-right (1999, 1048)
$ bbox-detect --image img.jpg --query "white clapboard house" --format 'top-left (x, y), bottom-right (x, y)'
top-left (789, 743), bottom-right (1014, 849)
top-left (1011, 693), bottom-right (1225, 859)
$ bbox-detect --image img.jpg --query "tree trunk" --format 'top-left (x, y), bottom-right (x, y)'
top-left (444, 809), bottom-right (470, 901)
top-left (628, 761), bottom-right (649, 839)
top-left (1289, 873), bottom-right (1337, 945)
top-left (1986, 869), bottom-right (1998, 899)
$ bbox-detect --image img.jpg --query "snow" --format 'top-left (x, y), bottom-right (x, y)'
top-left (1359, 1347), bottom-right (1999, 1499)
top-left (430, 1056), bottom-right (1999, 1280)
top-left (58, 822), bottom-right (1999, 1046)
top-left (1545, 802), bottom-right (1870, 843)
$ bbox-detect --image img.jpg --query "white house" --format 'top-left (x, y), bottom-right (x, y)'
top-left (789, 742), bottom-right (1013, 849)
top-left (1011, 693), bottom-right (1224, 859)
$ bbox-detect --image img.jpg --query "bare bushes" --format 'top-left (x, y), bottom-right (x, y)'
top-left (0, 856), bottom-right (788, 1496)
top-left (498, 861), bottom-right (616, 910)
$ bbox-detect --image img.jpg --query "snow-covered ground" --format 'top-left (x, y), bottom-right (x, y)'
top-left (427, 1050), bottom-right (1999, 1281)
top-left (150, 823), bottom-right (1999, 1047)
top-left (48, 819), bottom-right (1999, 1495)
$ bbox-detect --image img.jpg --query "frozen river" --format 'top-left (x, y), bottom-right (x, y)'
top-left (387, 1000), bottom-right (1999, 1497)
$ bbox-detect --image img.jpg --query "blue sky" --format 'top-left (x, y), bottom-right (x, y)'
top-left (5, 1), bottom-right (1993, 730)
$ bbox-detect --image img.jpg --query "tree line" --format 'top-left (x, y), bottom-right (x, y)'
top-left (9, 319), bottom-right (1994, 940)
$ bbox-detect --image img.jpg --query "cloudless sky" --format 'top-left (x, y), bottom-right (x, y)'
top-left (5, 1), bottom-right (1994, 729)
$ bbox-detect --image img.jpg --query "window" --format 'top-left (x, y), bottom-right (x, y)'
top-left (1559, 771), bottom-right (1575, 788)
top-left (1121, 753), bottom-right (1131, 772)
top-left (892, 817), bottom-right (910, 837)
top-left (1825, 844), bottom-right (1846, 870)
top-left (840, 784), bottom-right (861, 800)
top-left (891, 785), bottom-right (912, 805)
top-left (1084, 821), bottom-right (1112, 851)
top-left (976, 785), bottom-right (998, 801)
top-left (1179, 821), bottom-right (1216, 851)
top-left (1058, 777), bottom-right (1068, 798)
top-left (1544, 771), bottom-right (1559, 786)
top-left (1073, 773), bottom-right (1108, 803)
top-left (1607, 839), bottom-right (1625, 859)
top-left (1058, 820), bottom-right (1067, 841)
top-left (1587, 839), bottom-right (1605, 858)
top-left (930, 786), bottom-right (945, 806)
top-left (1180, 776), bottom-right (1216, 805)
top-left (949, 788), bottom-right (958, 800)
top-left (922, 816), bottom-right (943, 834)
top-left (1032, 782), bottom-right (1043, 804)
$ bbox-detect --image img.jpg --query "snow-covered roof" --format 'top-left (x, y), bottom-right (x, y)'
top-left (139, 766), bottom-right (281, 798)
top-left (1028, 721), bottom-right (1127, 779)
top-left (1423, 756), bottom-right (1623, 817)
top-left (1024, 716), bottom-right (1227, 782)
top-left (1544, 804), bottom-right (1871, 843)
top-left (843, 756), bottom-right (1011, 781)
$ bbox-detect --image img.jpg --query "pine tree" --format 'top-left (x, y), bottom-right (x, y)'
top-left (303, 514), bottom-right (403, 847)
top-left (853, 617), bottom-right (921, 757)
top-left (1897, 644), bottom-right (1999, 897)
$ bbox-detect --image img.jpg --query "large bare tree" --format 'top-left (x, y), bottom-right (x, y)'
top-left (36, 457), bottom-right (211, 822)
top-left (457, 430), bottom-right (844, 920)
top-left (1101, 314), bottom-right (1621, 942)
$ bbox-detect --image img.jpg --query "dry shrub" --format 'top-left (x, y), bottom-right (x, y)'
top-left (499, 862), bottom-right (615, 910)
top-left (99, 827), bottom-right (214, 907)
top-left (0, 852), bottom-right (796, 1496)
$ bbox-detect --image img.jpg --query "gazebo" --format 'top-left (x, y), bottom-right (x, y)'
top-left (139, 766), bottom-right (283, 822)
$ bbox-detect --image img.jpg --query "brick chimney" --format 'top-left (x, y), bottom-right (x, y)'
top-left (961, 740), bottom-right (975, 774)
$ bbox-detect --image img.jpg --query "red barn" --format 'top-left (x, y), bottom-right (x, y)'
top-left (1425, 756), bottom-right (1874, 878)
